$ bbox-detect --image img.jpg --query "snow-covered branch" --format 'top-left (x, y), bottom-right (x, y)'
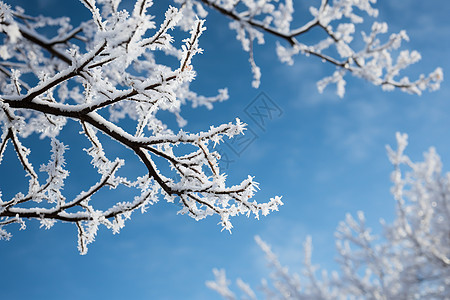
top-left (0, 0), bottom-right (282, 254)
top-left (179, 0), bottom-right (443, 96)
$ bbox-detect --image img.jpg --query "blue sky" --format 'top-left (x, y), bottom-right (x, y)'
top-left (1, 0), bottom-right (450, 299)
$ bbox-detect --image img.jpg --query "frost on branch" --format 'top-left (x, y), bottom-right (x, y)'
top-left (0, 1), bottom-right (281, 254)
top-left (208, 134), bottom-right (450, 298)
top-left (181, 0), bottom-right (442, 96)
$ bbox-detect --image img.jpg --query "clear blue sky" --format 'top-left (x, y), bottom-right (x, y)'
top-left (1, 0), bottom-right (450, 299)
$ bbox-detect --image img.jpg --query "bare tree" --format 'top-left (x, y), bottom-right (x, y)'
top-left (0, 0), bottom-right (441, 254)
top-left (207, 133), bottom-right (450, 299)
